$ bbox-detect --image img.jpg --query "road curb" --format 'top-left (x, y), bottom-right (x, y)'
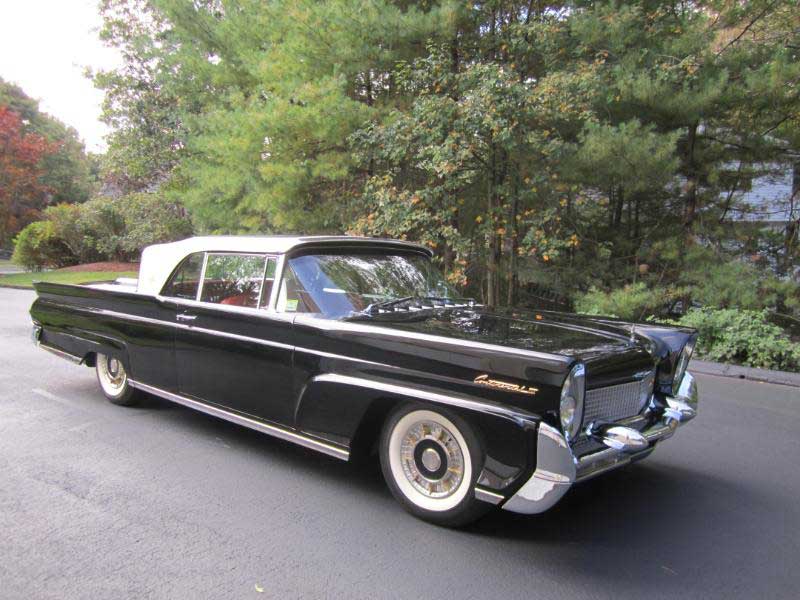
top-left (691, 359), bottom-right (800, 388)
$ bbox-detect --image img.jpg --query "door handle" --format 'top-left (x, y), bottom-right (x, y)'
top-left (176, 313), bottom-right (197, 323)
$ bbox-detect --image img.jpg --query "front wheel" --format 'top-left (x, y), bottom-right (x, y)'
top-left (379, 404), bottom-right (490, 527)
top-left (95, 353), bottom-right (140, 406)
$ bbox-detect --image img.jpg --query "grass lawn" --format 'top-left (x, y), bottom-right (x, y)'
top-left (0, 271), bottom-right (137, 289)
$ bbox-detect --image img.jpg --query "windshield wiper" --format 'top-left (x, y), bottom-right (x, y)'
top-left (351, 295), bottom-right (476, 319)
top-left (362, 295), bottom-right (417, 314)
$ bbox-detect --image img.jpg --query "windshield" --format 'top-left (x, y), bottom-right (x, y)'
top-left (276, 252), bottom-right (457, 318)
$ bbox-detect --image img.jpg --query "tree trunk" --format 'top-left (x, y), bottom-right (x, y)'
top-left (486, 148), bottom-right (500, 306)
top-left (682, 122), bottom-right (700, 241)
top-left (507, 188), bottom-right (519, 306)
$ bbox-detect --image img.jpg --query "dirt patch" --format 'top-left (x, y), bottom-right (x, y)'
top-left (57, 262), bottom-right (140, 273)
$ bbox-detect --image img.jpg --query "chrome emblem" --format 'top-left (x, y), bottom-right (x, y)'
top-left (473, 374), bottom-right (538, 395)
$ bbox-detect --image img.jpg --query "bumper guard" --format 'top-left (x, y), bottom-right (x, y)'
top-left (502, 371), bottom-right (698, 514)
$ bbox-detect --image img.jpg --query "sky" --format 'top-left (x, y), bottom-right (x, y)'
top-left (0, 0), bottom-right (122, 152)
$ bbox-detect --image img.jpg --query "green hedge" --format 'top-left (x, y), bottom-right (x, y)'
top-left (13, 193), bottom-right (193, 270)
top-left (678, 308), bottom-right (800, 372)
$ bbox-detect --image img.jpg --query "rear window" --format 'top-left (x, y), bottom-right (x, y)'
top-left (162, 253), bottom-right (204, 299)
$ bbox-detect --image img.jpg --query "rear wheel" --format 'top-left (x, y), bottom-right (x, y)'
top-left (95, 353), bottom-right (140, 406)
top-left (379, 404), bottom-right (490, 527)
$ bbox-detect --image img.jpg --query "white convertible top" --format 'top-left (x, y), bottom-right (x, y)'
top-left (136, 235), bottom-right (429, 295)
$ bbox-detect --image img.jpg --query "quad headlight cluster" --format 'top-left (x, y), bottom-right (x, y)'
top-left (672, 339), bottom-right (696, 396)
top-left (560, 363), bottom-right (585, 441)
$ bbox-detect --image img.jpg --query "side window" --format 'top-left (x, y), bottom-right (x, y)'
top-left (200, 254), bottom-right (266, 308)
top-left (276, 264), bottom-right (320, 313)
top-left (162, 253), bottom-right (204, 299)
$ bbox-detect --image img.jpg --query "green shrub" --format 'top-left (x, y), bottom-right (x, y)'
top-left (117, 193), bottom-right (194, 257)
top-left (42, 203), bottom-right (104, 264)
top-left (12, 221), bottom-right (76, 270)
top-left (681, 255), bottom-right (799, 313)
top-left (12, 193), bottom-right (193, 269)
top-left (81, 196), bottom-right (129, 260)
top-left (679, 308), bottom-right (800, 371)
top-left (575, 283), bottom-right (683, 320)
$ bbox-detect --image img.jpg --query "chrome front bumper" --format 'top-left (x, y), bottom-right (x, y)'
top-left (502, 372), bottom-right (698, 515)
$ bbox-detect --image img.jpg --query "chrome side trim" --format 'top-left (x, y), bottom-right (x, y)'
top-left (128, 380), bottom-right (350, 461)
top-left (37, 342), bottom-right (83, 364)
top-left (48, 303), bottom-right (297, 352)
top-left (294, 316), bottom-right (571, 365)
top-left (310, 373), bottom-right (538, 424)
top-left (43, 302), bottom-right (390, 369)
top-left (474, 486), bottom-right (505, 505)
top-left (180, 323), bottom-right (294, 351)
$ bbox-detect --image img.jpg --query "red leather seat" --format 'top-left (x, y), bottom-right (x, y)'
top-left (220, 294), bottom-right (253, 307)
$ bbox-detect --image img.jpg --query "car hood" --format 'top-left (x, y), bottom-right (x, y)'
top-left (350, 306), bottom-right (655, 367)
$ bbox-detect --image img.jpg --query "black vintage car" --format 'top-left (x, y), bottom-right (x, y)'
top-left (30, 236), bottom-right (698, 526)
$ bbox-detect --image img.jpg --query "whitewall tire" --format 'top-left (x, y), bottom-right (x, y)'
top-left (380, 404), bottom-right (490, 526)
top-left (95, 353), bottom-right (140, 406)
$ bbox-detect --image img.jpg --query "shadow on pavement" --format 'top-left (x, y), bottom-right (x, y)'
top-left (61, 376), bottom-right (776, 594)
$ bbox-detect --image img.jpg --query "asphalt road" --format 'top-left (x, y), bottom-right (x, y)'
top-left (1, 287), bottom-right (799, 600)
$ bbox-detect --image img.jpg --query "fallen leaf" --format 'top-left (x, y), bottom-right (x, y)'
top-left (255, 584), bottom-right (265, 593)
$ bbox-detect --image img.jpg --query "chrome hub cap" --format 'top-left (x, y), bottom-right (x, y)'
top-left (98, 354), bottom-right (127, 395)
top-left (399, 420), bottom-right (464, 499)
top-left (420, 447), bottom-right (441, 472)
top-left (104, 357), bottom-right (125, 388)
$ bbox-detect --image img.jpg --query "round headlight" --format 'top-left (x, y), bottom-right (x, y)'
top-left (560, 364), bottom-right (585, 440)
top-left (560, 394), bottom-right (576, 429)
top-left (672, 339), bottom-right (696, 396)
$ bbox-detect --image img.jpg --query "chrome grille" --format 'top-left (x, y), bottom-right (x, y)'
top-left (582, 376), bottom-right (653, 426)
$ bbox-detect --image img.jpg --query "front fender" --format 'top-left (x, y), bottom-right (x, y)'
top-left (295, 372), bottom-right (540, 495)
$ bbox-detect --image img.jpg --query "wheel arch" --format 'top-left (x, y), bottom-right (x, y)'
top-left (40, 327), bottom-right (131, 374)
top-left (295, 373), bottom-right (540, 494)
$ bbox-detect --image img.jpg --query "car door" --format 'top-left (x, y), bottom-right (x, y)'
top-left (166, 252), bottom-right (297, 426)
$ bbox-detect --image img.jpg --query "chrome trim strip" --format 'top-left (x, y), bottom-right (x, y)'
top-left (294, 316), bottom-right (571, 365)
top-left (49, 303), bottom-right (297, 352)
top-left (37, 342), bottom-right (83, 364)
top-left (255, 255), bottom-right (270, 309)
top-left (196, 252), bottom-right (209, 301)
top-left (269, 254), bottom-right (287, 311)
top-left (44, 302), bottom-right (390, 368)
top-left (180, 323), bottom-right (294, 351)
top-left (474, 486), bottom-right (505, 505)
top-left (128, 380), bottom-right (350, 461)
top-left (310, 373), bottom-right (538, 423)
